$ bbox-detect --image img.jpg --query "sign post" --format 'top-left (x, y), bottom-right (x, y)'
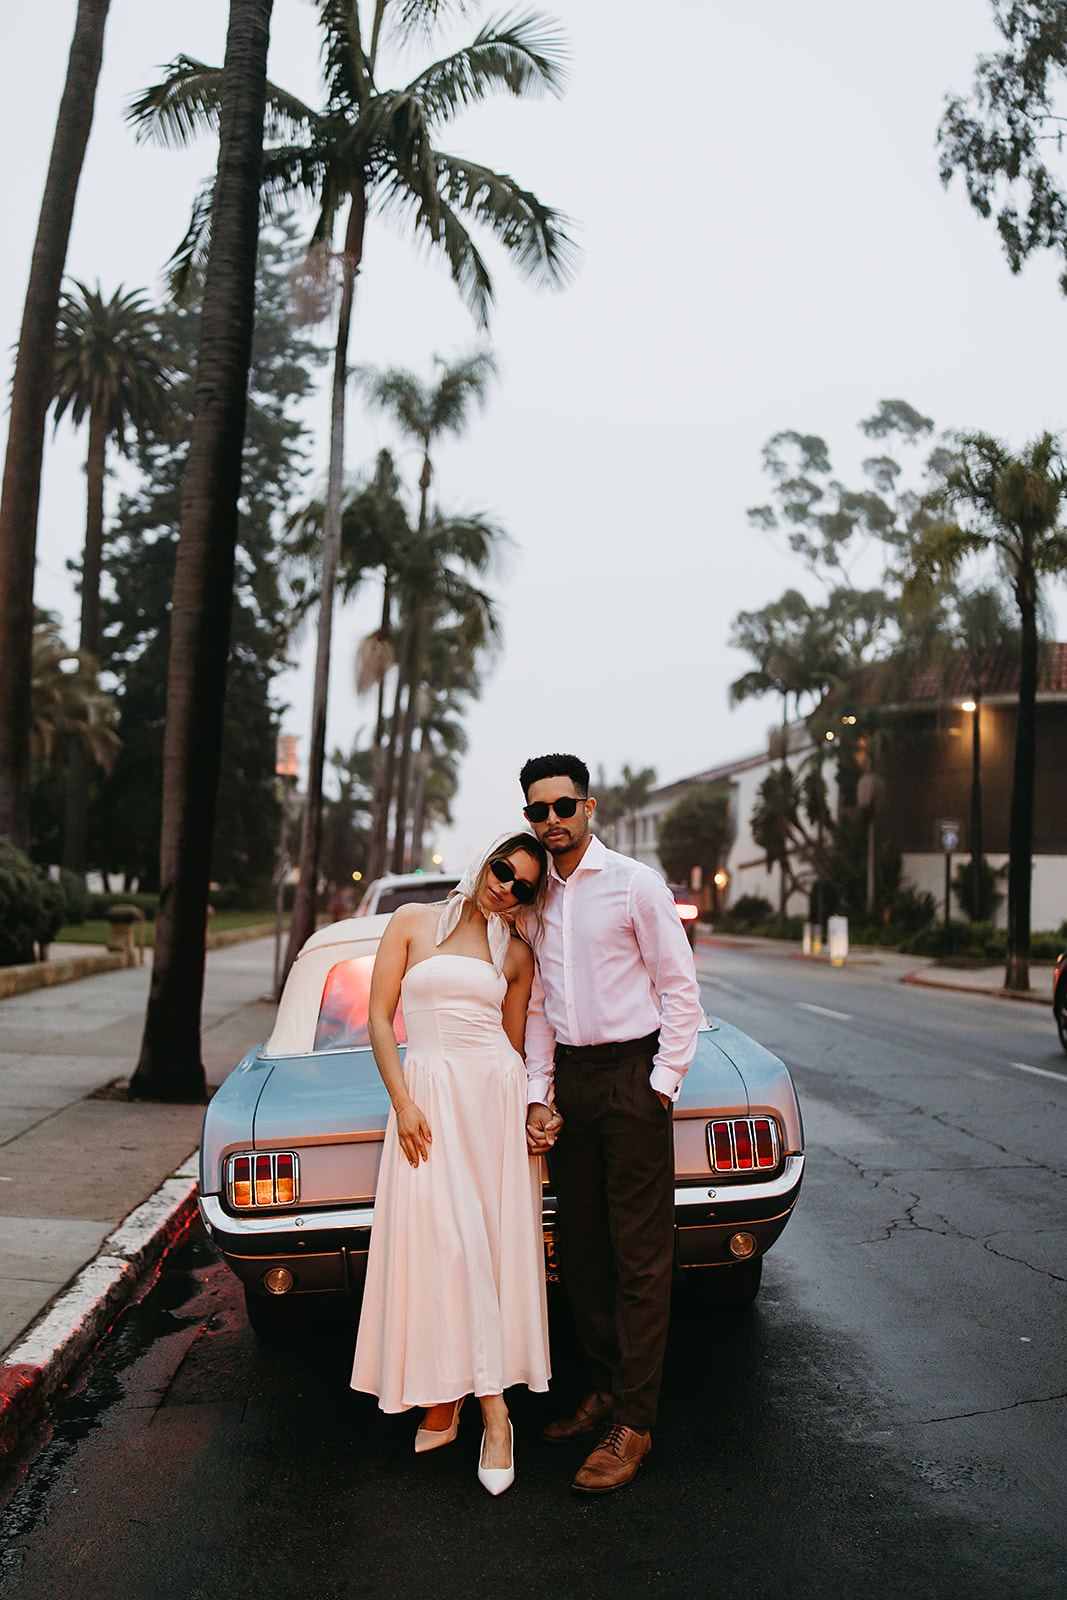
top-left (937, 818), bottom-right (962, 931)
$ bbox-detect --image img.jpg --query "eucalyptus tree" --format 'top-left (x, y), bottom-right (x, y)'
top-left (938, 2), bottom-right (1067, 291)
top-left (130, 1), bottom-right (574, 977)
top-left (130, 0), bottom-right (275, 1103)
top-left (904, 433), bottom-right (1067, 991)
top-left (356, 351), bottom-right (495, 875)
top-left (0, 0), bottom-right (111, 851)
top-left (51, 282), bottom-right (173, 870)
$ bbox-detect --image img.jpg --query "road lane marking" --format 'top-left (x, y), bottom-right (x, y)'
top-left (1010, 1061), bottom-right (1067, 1083)
top-left (796, 1002), bottom-right (853, 1022)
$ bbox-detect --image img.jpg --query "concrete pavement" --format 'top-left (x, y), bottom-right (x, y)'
top-left (0, 936), bottom-right (278, 1458)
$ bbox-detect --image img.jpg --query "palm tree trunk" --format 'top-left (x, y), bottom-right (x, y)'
top-left (388, 456), bottom-right (430, 873)
top-left (62, 400), bottom-right (108, 872)
top-left (365, 575), bottom-right (392, 883)
top-left (970, 698), bottom-right (983, 920)
top-left (378, 609), bottom-right (414, 872)
top-left (130, 0), bottom-right (273, 1101)
top-left (284, 181), bottom-right (368, 982)
top-left (1004, 592), bottom-right (1037, 992)
top-left (408, 721), bottom-right (431, 870)
top-left (0, 0), bottom-right (110, 850)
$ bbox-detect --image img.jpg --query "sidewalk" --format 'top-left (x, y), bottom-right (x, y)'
top-left (0, 937), bottom-right (278, 1458)
top-left (695, 930), bottom-right (1056, 1006)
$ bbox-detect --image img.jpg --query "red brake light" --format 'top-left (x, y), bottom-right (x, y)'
top-left (676, 903), bottom-right (699, 920)
top-left (231, 1155), bottom-right (252, 1208)
top-left (255, 1155), bottom-right (273, 1206)
top-left (707, 1118), bottom-right (781, 1175)
top-left (275, 1152), bottom-right (296, 1205)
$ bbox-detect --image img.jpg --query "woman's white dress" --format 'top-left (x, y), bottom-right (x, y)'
top-left (350, 952), bottom-right (550, 1410)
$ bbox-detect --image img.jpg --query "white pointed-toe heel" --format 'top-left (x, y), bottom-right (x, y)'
top-left (477, 1420), bottom-right (515, 1496)
top-left (415, 1396), bottom-right (464, 1454)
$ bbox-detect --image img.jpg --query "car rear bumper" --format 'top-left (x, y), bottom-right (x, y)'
top-left (200, 1152), bottom-right (804, 1296)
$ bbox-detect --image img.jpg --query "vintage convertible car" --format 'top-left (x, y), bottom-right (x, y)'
top-left (198, 916), bottom-right (805, 1334)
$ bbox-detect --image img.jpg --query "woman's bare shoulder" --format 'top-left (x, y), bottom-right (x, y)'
top-left (506, 932), bottom-right (534, 976)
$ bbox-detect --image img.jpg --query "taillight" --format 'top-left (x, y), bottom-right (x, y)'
top-left (707, 1118), bottom-right (781, 1174)
top-left (676, 903), bottom-right (699, 921)
top-left (231, 1154), bottom-right (252, 1208)
top-left (226, 1151), bottom-right (300, 1209)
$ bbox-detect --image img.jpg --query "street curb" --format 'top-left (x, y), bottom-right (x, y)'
top-left (0, 1152), bottom-right (200, 1461)
top-left (902, 971), bottom-right (1049, 1005)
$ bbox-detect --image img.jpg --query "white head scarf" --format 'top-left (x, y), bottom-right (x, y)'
top-left (435, 836), bottom-right (522, 974)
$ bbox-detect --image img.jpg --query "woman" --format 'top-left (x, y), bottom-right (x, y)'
top-left (351, 834), bottom-right (551, 1495)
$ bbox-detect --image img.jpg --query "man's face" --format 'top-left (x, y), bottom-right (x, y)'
top-left (524, 776), bottom-right (595, 858)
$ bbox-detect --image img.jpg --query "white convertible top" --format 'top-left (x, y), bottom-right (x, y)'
top-left (264, 913), bottom-right (391, 1057)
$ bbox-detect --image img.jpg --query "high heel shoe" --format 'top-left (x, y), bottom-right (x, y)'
top-left (415, 1397), bottom-right (464, 1454)
top-left (477, 1420), bottom-right (514, 1496)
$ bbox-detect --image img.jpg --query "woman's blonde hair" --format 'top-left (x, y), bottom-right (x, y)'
top-left (470, 833), bottom-right (549, 945)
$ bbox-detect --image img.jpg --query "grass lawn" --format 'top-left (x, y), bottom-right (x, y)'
top-left (52, 909), bottom-right (284, 948)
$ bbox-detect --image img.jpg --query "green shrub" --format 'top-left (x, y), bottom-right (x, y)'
top-left (889, 885), bottom-right (938, 933)
top-left (0, 838), bottom-right (47, 965)
top-left (59, 868), bottom-right (90, 925)
top-left (1032, 930), bottom-right (1066, 960)
top-left (727, 894), bottom-right (774, 924)
top-left (37, 878), bottom-right (67, 947)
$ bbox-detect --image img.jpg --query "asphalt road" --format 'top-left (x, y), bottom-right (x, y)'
top-left (0, 946), bottom-right (1064, 1600)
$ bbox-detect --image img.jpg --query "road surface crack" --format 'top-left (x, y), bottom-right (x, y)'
top-left (921, 1390), bottom-right (1067, 1424)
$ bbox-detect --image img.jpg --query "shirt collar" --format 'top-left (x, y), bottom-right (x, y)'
top-left (547, 831), bottom-right (607, 884)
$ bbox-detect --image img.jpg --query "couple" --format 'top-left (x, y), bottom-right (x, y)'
top-left (351, 753), bottom-right (704, 1496)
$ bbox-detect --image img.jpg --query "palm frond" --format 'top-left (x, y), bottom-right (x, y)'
top-left (128, 56), bottom-right (319, 147)
top-left (405, 11), bottom-right (569, 125)
top-left (386, 0), bottom-right (476, 48)
top-left (434, 152), bottom-right (577, 291)
top-left (166, 185), bottom-right (216, 300)
top-left (313, 0), bottom-right (369, 107)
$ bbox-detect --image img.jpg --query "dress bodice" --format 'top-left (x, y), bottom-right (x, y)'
top-left (400, 953), bottom-right (509, 1059)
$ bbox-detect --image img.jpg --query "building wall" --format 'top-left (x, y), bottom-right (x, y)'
top-left (901, 852), bottom-right (1067, 932)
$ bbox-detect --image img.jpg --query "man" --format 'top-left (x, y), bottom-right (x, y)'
top-left (520, 753), bottom-right (703, 1493)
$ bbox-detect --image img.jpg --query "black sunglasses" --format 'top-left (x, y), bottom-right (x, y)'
top-left (489, 857), bottom-right (539, 904)
top-left (523, 796), bottom-right (584, 823)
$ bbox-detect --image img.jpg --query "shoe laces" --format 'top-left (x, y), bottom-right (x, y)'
top-left (599, 1423), bottom-right (629, 1456)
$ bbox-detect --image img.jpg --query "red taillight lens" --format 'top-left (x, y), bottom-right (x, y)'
top-left (227, 1151), bottom-right (300, 1208)
top-left (677, 903), bottom-right (699, 921)
top-left (231, 1155), bottom-right (252, 1208)
top-left (707, 1118), bottom-right (781, 1175)
top-left (753, 1118), bottom-right (776, 1168)
top-left (275, 1152), bottom-right (296, 1205)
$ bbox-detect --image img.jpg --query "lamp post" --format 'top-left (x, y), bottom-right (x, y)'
top-left (961, 700), bottom-right (982, 919)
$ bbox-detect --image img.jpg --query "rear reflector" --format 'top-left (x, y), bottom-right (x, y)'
top-left (706, 1118), bottom-right (781, 1174)
top-left (226, 1151), bottom-right (301, 1209)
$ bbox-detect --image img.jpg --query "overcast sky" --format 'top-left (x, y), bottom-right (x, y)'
top-left (5, 0), bottom-right (1067, 871)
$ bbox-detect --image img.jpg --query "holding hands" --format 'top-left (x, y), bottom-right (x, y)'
top-left (526, 1103), bottom-right (563, 1155)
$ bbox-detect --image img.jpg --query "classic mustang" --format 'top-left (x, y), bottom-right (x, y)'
top-left (198, 915), bottom-right (805, 1335)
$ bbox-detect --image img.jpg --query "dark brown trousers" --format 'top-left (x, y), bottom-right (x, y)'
top-left (550, 1034), bottom-right (674, 1433)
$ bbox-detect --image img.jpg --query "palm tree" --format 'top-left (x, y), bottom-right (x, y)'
top-left (51, 282), bottom-right (173, 871)
top-left (356, 352), bottom-right (496, 874)
top-left (953, 588), bottom-right (1017, 921)
top-left (0, 0), bottom-right (111, 852)
top-left (129, 2), bottom-right (574, 977)
top-left (905, 433), bottom-right (1067, 991)
top-left (31, 613), bottom-right (120, 777)
top-left (130, 0), bottom-right (275, 1103)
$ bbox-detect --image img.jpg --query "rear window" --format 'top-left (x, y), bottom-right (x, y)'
top-left (375, 879), bottom-right (459, 913)
top-left (314, 956), bottom-right (406, 1052)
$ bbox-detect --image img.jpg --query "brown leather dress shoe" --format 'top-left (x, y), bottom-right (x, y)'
top-left (540, 1390), bottom-right (614, 1444)
top-left (571, 1424), bottom-right (651, 1493)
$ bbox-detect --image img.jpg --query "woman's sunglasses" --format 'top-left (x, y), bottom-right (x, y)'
top-left (522, 796), bottom-right (584, 823)
top-left (489, 857), bottom-right (539, 904)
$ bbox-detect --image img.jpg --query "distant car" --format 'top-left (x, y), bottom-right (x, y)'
top-left (198, 915), bottom-right (805, 1336)
top-left (356, 871), bottom-right (461, 916)
top-left (1055, 951), bottom-right (1067, 1055)
top-left (668, 883), bottom-right (701, 947)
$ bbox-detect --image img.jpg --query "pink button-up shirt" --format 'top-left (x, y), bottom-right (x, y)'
top-left (523, 834), bottom-right (704, 1106)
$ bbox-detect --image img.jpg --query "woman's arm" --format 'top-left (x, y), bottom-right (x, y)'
top-left (368, 906), bottom-right (432, 1167)
top-left (501, 938), bottom-right (535, 1056)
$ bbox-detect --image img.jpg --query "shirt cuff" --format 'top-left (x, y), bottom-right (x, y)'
top-left (649, 1063), bottom-right (684, 1102)
top-left (526, 1074), bottom-right (554, 1107)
